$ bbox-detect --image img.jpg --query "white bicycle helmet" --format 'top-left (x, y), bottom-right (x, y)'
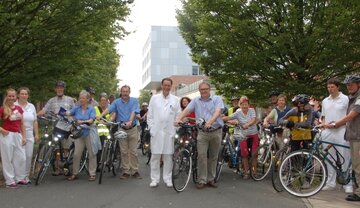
top-left (114, 130), bottom-right (128, 140)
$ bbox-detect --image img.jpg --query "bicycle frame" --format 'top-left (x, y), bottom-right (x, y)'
top-left (310, 133), bottom-right (352, 185)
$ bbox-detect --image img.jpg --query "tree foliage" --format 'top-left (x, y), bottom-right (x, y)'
top-left (0, 0), bottom-right (132, 102)
top-left (177, 0), bottom-right (360, 104)
top-left (138, 89), bottom-right (152, 106)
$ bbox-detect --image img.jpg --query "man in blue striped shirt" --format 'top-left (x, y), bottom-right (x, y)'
top-left (176, 81), bottom-right (224, 189)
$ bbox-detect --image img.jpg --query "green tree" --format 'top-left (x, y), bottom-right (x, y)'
top-left (138, 89), bottom-right (152, 106)
top-left (0, 0), bottom-right (132, 102)
top-left (177, 0), bottom-right (360, 104)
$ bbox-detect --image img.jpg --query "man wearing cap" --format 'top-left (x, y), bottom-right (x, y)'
top-left (37, 80), bottom-right (75, 176)
top-left (269, 91), bottom-right (280, 109)
top-left (324, 74), bottom-right (360, 201)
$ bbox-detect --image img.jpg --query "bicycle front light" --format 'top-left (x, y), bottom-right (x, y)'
top-left (44, 133), bottom-right (49, 138)
top-left (174, 134), bottom-right (179, 139)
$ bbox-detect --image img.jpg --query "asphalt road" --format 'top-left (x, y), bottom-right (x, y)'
top-left (0, 151), bottom-right (306, 208)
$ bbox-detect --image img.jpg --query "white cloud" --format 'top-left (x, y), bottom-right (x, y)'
top-left (116, 0), bottom-right (181, 97)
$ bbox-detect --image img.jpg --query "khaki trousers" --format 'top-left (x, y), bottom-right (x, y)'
top-left (197, 128), bottom-right (222, 184)
top-left (119, 127), bottom-right (139, 175)
top-left (350, 140), bottom-right (360, 195)
top-left (73, 135), bottom-right (97, 176)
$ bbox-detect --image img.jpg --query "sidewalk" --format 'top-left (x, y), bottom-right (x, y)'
top-left (304, 187), bottom-right (359, 208)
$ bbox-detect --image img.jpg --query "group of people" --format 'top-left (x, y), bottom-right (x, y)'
top-left (0, 74), bottom-right (359, 203)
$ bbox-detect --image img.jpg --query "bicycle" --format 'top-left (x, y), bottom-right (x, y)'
top-left (97, 118), bottom-right (126, 184)
top-left (141, 125), bottom-right (151, 165)
top-left (278, 127), bottom-right (353, 197)
top-left (215, 124), bottom-right (247, 182)
top-left (34, 113), bottom-right (88, 185)
top-left (250, 125), bottom-right (285, 181)
top-left (172, 122), bottom-right (198, 192)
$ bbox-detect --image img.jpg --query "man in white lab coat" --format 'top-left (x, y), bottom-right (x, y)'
top-left (147, 77), bottom-right (181, 188)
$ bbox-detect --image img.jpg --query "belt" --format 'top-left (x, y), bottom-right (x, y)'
top-left (202, 127), bottom-right (221, 133)
top-left (122, 124), bottom-right (136, 130)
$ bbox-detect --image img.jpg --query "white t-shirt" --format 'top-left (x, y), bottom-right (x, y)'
top-left (15, 101), bottom-right (37, 141)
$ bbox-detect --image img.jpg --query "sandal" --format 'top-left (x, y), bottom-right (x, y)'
top-left (88, 175), bottom-right (96, 181)
top-left (68, 175), bottom-right (78, 181)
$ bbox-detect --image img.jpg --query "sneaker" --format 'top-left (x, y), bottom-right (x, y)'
top-left (344, 186), bottom-right (353, 194)
top-left (149, 181), bottom-right (158, 188)
top-left (207, 180), bottom-right (218, 188)
top-left (196, 183), bottom-right (206, 189)
top-left (119, 173), bottom-right (130, 179)
top-left (6, 183), bottom-right (18, 189)
top-left (322, 185), bottom-right (336, 191)
top-left (132, 172), bottom-right (142, 179)
top-left (165, 182), bottom-right (173, 188)
top-left (17, 180), bottom-right (28, 186)
top-left (346, 194), bottom-right (360, 201)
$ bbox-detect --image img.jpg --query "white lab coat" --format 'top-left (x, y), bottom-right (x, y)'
top-left (147, 93), bottom-right (180, 154)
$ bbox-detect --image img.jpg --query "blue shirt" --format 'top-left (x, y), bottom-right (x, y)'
top-left (69, 106), bottom-right (96, 137)
top-left (108, 97), bottom-right (139, 126)
top-left (186, 95), bottom-right (224, 128)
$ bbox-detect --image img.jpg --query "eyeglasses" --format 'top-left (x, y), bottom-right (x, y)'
top-left (199, 88), bottom-right (210, 91)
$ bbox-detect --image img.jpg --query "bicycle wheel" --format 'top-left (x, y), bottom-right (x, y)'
top-left (271, 145), bottom-right (290, 192)
top-left (250, 144), bottom-right (273, 181)
top-left (32, 142), bottom-right (48, 179)
top-left (172, 147), bottom-right (192, 192)
top-left (279, 150), bottom-right (327, 197)
top-left (79, 150), bottom-right (89, 173)
top-left (35, 146), bottom-right (54, 186)
top-left (214, 145), bottom-right (227, 183)
top-left (98, 143), bottom-right (109, 184)
top-left (192, 149), bottom-right (198, 184)
top-left (111, 143), bottom-right (121, 176)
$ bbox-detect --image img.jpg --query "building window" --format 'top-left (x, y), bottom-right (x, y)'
top-left (192, 65), bottom-right (199, 75)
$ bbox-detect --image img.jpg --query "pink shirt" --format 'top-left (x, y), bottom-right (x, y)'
top-left (0, 105), bottom-right (24, 133)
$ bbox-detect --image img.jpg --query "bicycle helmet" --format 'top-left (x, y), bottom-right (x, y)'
top-left (114, 130), bottom-right (128, 140)
top-left (195, 118), bottom-right (205, 129)
top-left (292, 94), bottom-right (310, 105)
top-left (343, 74), bottom-right (360, 84)
top-left (85, 87), bottom-right (96, 95)
top-left (141, 102), bottom-right (148, 107)
top-left (70, 125), bottom-right (84, 139)
top-left (55, 80), bottom-right (66, 88)
top-left (231, 96), bottom-right (240, 101)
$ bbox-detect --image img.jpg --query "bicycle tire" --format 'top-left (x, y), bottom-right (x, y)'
top-left (112, 142), bottom-right (121, 176)
top-left (271, 145), bottom-right (290, 192)
top-left (98, 143), bottom-right (109, 184)
top-left (214, 145), bottom-right (227, 183)
top-left (250, 144), bottom-right (273, 181)
top-left (279, 150), bottom-right (327, 197)
top-left (172, 147), bottom-right (192, 192)
top-left (79, 150), bottom-right (88, 173)
top-left (192, 149), bottom-right (198, 184)
top-left (31, 142), bottom-right (48, 178)
top-left (35, 146), bottom-right (54, 186)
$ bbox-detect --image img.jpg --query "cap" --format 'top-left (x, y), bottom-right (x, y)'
top-left (55, 80), bottom-right (66, 88)
top-left (269, 91), bottom-right (280, 98)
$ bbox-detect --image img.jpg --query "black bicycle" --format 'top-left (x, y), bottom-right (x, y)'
top-left (98, 118), bottom-right (125, 184)
top-left (34, 113), bottom-right (88, 185)
top-left (172, 122), bottom-right (198, 192)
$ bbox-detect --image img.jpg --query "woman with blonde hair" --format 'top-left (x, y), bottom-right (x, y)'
top-left (0, 88), bottom-right (27, 188)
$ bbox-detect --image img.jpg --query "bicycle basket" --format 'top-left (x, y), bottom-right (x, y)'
top-left (114, 130), bottom-right (128, 140)
top-left (53, 120), bottom-right (72, 139)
